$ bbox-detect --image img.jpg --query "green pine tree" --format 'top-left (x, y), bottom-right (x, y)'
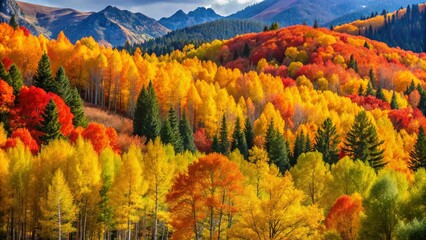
top-left (133, 81), bottom-right (161, 141)
top-left (364, 41), bottom-right (371, 49)
top-left (291, 130), bottom-right (307, 166)
top-left (9, 15), bottom-right (18, 30)
top-left (231, 117), bottom-right (248, 159)
top-left (314, 118), bottom-right (340, 164)
top-left (69, 87), bottom-right (87, 127)
top-left (33, 52), bottom-right (56, 92)
top-left (264, 120), bottom-right (289, 173)
top-left (404, 80), bottom-right (415, 95)
top-left (244, 117), bottom-right (255, 150)
top-left (212, 134), bottom-right (220, 153)
top-left (54, 67), bottom-right (72, 104)
top-left (0, 61), bottom-right (11, 83)
top-left (305, 134), bottom-right (312, 152)
top-left (376, 86), bottom-right (386, 102)
top-left (390, 92), bottom-right (399, 109)
top-left (37, 99), bottom-right (63, 144)
top-left (160, 119), bottom-right (173, 145)
top-left (342, 111), bottom-right (386, 170)
top-left (358, 85), bottom-right (364, 96)
top-left (409, 127), bottom-right (426, 171)
top-left (219, 114), bottom-right (229, 155)
top-left (8, 64), bottom-right (23, 95)
top-left (168, 107), bottom-right (184, 153)
top-left (366, 81), bottom-right (375, 96)
top-left (179, 113), bottom-right (196, 153)
top-left (348, 54), bottom-right (359, 73)
top-left (264, 118), bottom-right (275, 153)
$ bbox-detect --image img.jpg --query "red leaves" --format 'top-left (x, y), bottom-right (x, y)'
top-left (70, 123), bottom-right (121, 154)
top-left (2, 57), bottom-right (12, 70)
top-left (193, 128), bottom-right (212, 153)
top-left (3, 128), bottom-right (39, 154)
top-left (9, 86), bottom-right (74, 143)
top-left (19, 26), bottom-right (30, 37)
top-left (388, 108), bottom-right (426, 133)
top-left (349, 95), bottom-right (390, 111)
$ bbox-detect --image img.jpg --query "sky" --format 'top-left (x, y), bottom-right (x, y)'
top-left (21, 0), bottom-right (264, 19)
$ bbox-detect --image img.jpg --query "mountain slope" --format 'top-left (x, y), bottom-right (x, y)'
top-left (159, 7), bottom-right (222, 30)
top-left (64, 6), bottom-right (170, 46)
top-left (228, 0), bottom-right (424, 26)
top-left (135, 19), bottom-right (265, 55)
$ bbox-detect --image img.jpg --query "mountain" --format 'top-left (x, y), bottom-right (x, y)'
top-left (63, 6), bottom-right (170, 46)
top-left (333, 3), bottom-right (426, 53)
top-left (0, 0), bottom-right (170, 46)
top-left (227, 0), bottom-right (425, 26)
top-left (159, 7), bottom-right (222, 30)
top-left (134, 19), bottom-right (265, 55)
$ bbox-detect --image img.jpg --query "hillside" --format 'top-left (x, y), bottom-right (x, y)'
top-left (159, 7), bottom-right (222, 31)
top-left (135, 19), bottom-right (265, 55)
top-left (334, 3), bottom-right (426, 53)
top-left (228, 0), bottom-right (425, 26)
top-left (1, 15), bottom-right (426, 240)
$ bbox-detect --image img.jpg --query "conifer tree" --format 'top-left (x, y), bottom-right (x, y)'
top-left (37, 99), bottom-right (63, 144)
top-left (305, 134), bottom-right (312, 152)
top-left (404, 80), bottom-right (415, 95)
top-left (54, 67), bottom-right (72, 104)
top-left (40, 169), bottom-right (77, 239)
top-left (231, 117), bottom-right (248, 159)
top-left (358, 85), bottom-right (364, 96)
top-left (133, 81), bottom-right (161, 141)
top-left (8, 64), bottom-right (23, 95)
top-left (212, 134), bottom-right (220, 153)
top-left (348, 54), bottom-right (359, 73)
top-left (219, 115), bottom-right (229, 155)
top-left (369, 68), bottom-right (376, 89)
top-left (376, 86), bottom-right (386, 102)
top-left (366, 81), bottom-right (375, 96)
top-left (291, 131), bottom-right (307, 166)
top-left (9, 15), bottom-right (18, 30)
top-left (160, 118), bottom-right (173, 145)
top-left (314, 118), bottom-right (340, 164)
top-left (342, 111), bottom-right (386, 170)
top-left (69, 87), bottom-right (87, 127)
top-left (390, 92), bottom-right (399, 109)
top-left (313, 19), bottom-right (319, 28)
top-left (264, 119), bottom-right (289, 172)
top-left (179, 113), bottom-right (196, 153)
top-left (244, 117), bottom-right (255, 150)
top-left (167, 107), bottom-right (184, 153)
top-left (33, 52), bottom-right (56, 92)
top-left (409, 127), bottom-right (426, 171)
top-left (264, 118), bottom-right (275, 153)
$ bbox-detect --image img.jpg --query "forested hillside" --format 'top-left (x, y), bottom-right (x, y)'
top-left (0, 18), bottom-right (426, 239)
top-left (334, 3), bottom-right (426, 52)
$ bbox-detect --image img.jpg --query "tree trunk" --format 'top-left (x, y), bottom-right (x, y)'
top-left (58, 201), bottom-right (62, 240)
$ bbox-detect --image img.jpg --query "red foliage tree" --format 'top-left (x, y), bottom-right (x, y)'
top-left (193, 128), bottom-right (212, 153)
top-left (3, 128), bottom-right (39, 154)
top-left (70, 123), bottom-right (121, 154)
top-left (2, 57), bottom-right (12, 70)
top-left (8, 86), bottom-right (74, 143)
top-left (349, 95), bottom-right (390, 111)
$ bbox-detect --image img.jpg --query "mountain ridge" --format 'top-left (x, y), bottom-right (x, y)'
top-left (159, 7), bottom-right (222, 30)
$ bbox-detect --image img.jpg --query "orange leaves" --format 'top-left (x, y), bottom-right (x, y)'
top-left (2, 128), bottom-right (39, 154)
top-left (0, 80), bottom-right (14, 112)
top-left (325, 194), bottom-right (363, 240)
top-left (166, 153), bottom-right (244, 239)
top-left (71, 123), bottom-right (121, 154)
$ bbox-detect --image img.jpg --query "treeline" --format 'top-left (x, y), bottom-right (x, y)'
top-left (129, 19), bottom-right (265, 55)
top-left (363, 4), bottom-right (426, 52)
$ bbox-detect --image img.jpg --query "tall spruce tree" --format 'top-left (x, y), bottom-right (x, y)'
top-left (54, 67), bottom-right (72, 104)
top-left (376, 86), bottom-right (386, 102)
top-left (366, 81), bottom-right (375, 96)
top-left (168, 107), bottom-right (184, 153)
top-left (409, 127), bottom-right (426, 171)
top-left (358, 85), bottom-right (364, 96)
top-left (160, 118), bottom-right (173, 145)
top-left (264, 119), bottom-right (289, 173)
top-left (314, 118), bottom-right (340, 164)
top-left (342, 111), bottom-right (386, 170)
top-left (291, 131), bottom-right (308, 166)
top-left (212, 134), bottom-right (220, 153)
top-left (69, 87), bottom-right (87, 127)
top-left (369, 68), bottom-right (376, 89)
top-left (231, 117), bottom-right (248, 159)
top-left (133, 81), bottom-right (161, 141)
top-left (244, 117), bottom-right (255, 150)
top-left (404, 80), bottom-right (415, 95)
top-left (37, 99), bottom-right (63, 144)
top-left (390, 92), bottom-right (399, 109)
top-left (348, 54), bottom-right (359, 73)
top-left (179, 113), bottom-right (196, 153)
top-left (8, 64), bottom-right (23, 95)
top-left (33, 52), bottom-right (56, 92)
top-left (219, 115), bottom-right (229, 155)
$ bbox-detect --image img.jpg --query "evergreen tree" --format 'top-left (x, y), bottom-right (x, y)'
top-left (291, 131), bottom-right (307, 166)
top-left (264, 119), bottom-right (289, 172)
top-left (364, 41), bottom-right (371, 49)
top-left (376, 86), bottom-right (386, 102)
top-left (305, 134), bottom-right (312, 152)
top-left (133, 81), bottom-right (161, 141)
top-left (314, 118), bottom-right (340, 164)
top-left (54, 67), bottom-right (72, 104)
top-left (219, 115), bottom-right (229, 155)
top-left (69, 87), bottom-right (87, 127)
top-left (37, 99), bottom-right (63, 144)
top-left (313, 19), bottom-right (319, 28)
top-left (342, 111), bottom-right (386, 170)
top-left (358, 85), bottom-right (364, 96)
top-left (33, 52), bottom-right (56, 92)
top-left (390, 92), bottom-right (399, 109)
top-left (404, 80), bottom-right (416, 95)
top-left (168, 107), bottom-right (184, 153)
top-left (409, 127), bottom-right (426, 171)
top-left (244, 117), bottom-right (255, 150)
top-left (212, 134), bottom-right (220, 153)
top-left (0, 61), bottom-right (10, 83)
top-left (243, 42), bottom-right (250, 58)
top-left (270, 22), bottom-right (279, 30)
top-left (348, 54), bottom-right (359, 73)
top-left (179, 113), bottom-right (196, 153)
top-left (9, 15), bottom-right (18, 30)
top-left (8, 64), bottom-right (23, 95)
top-left (231, 117), bottom-right (248, 159)
top-left (366, 81), bottom-right (375, 96)
top-left (369, 68), bottom-right (376, 89)
top-left (264, 118), bottom-right (275, 153)
top-left (160, 118), bottom-right (173, 145)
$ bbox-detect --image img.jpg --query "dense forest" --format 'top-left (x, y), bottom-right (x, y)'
top-left (334, 4), bottom-right (426, 53)
top-left (132, 19), bottom-right (265, 55)
top-left (0, 13), bottom-right (426, 240)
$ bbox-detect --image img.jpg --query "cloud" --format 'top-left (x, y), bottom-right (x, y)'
top-left (23, 0), bottom-right (263, 19)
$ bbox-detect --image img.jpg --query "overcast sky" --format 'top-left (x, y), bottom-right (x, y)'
top-left (21, 0), bottom-right (263, 19)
